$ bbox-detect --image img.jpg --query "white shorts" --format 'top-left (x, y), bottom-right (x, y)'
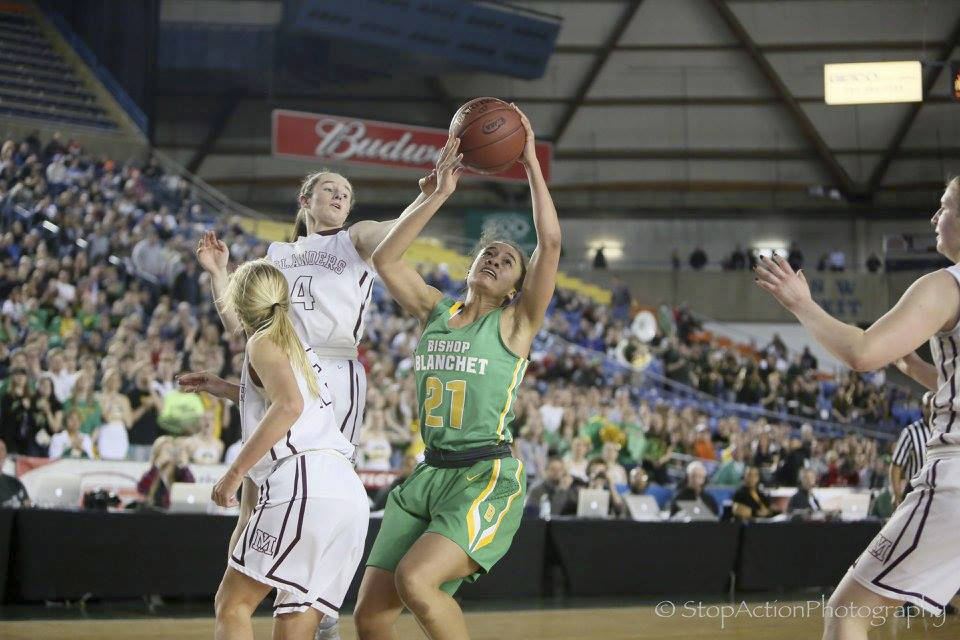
top-left (848, 452), bottom-right (960, 615)
top-left (316, 357), bottom-right (367, 449)
top-left (228, 451), bottom-right (370, 619)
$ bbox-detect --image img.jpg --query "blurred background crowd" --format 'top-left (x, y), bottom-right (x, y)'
top-left (0, 133), bottom-right (917, 515)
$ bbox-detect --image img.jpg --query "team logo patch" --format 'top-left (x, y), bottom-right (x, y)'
top-left (251, 528), bottom-right (278, 555)
top-left (484, 504), bottom-right (496, 523)
top-left (868, 534), bottom-right (893, 562)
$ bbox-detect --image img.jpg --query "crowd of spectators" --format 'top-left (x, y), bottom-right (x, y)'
top-left (0, 132), bottom-right (910, 516)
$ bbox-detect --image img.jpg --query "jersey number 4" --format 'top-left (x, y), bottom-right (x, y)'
top-left (423, 377), bottom-right (466, 429)
top-left (291, 275), bottom-right (316, 310)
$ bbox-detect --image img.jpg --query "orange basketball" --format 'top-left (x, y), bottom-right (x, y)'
top-left (449, 97), bottom-right (525, 175)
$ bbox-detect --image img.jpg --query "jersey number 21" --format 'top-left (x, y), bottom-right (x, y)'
top-left (423, 377), bottom-right (466, 429)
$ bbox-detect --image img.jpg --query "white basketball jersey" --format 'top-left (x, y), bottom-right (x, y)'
top-left (926, 264), bottom-right (960, 449)
top-left (267, 229), bottom-right (376, 358)
top-left (239, 338), bottom-right (356, 486)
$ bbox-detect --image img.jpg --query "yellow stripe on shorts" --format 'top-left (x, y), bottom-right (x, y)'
top-left (466, 459), bottom-right (501, 549)
top-left (471, 460), bottom-right (524, 553)
top-left (495, 359), bottom-right (526, 441)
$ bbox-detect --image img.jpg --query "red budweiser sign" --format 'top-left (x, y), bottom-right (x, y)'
top-left (272, 109), bottom-right (551, 183)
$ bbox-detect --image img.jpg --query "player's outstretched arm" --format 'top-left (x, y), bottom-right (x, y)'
top-left (372, 137), bottom-right (462, 324)
top-left (511, 105), bottom-right (561, 337)
top-left (197, 231), bottom-right (242, 335)
top-left (755, 255), bottom-right (960, 372)
top-left (177, 371), bottom-right (240, 403)
top-left (350, 171), bottom-right (438, 262)
top-left (211, 338), bottom-right (305, 507)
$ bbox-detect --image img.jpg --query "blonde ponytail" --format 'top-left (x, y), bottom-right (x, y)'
top-left (222, 259), bottom-right (321, 399)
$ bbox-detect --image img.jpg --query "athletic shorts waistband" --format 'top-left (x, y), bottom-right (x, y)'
top-left (306, 346), bottom-right (359, 359)
top-left (424, 444), bottom-right (512, 469)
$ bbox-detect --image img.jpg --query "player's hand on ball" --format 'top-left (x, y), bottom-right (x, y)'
top-left (754, 254), bottom-right (812, 313)
top-left (419, 170), bottom-right (437, 197)
top-left (435, 136), bottom-right (464, 197)
top-left (212, 469), bottom-right (242, 508)
top-left (196, 231), bottom-right (229, 275)
top-left (510, 103), bottom-right (537, 166)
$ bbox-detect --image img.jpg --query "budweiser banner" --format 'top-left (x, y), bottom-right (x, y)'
top-left (272, 109), bottom-right (552, 184)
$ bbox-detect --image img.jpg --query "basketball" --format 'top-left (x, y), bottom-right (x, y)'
top-left (449, 97), bottom-right (525, 174)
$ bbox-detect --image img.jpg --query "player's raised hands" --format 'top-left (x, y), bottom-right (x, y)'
top-left (510, 103), bottom-right (537, 167)
top-left (434, 136), bottom-right (463, 197)
top-left (754, 253), bottom-right (812, 313)
top-left (418, 169), bottom-right (437, 197)
top-left (196, 230), bottom-right (229, 275)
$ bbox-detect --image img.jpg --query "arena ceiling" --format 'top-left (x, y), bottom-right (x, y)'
top-left (153, 0), bottom-right (960, 218)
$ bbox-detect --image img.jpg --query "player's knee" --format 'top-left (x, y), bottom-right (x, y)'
top-left (394, 565), bottom-right (432, 615)
top-left (354, 598), bottom-right (391, 638)
top-left (214, 587), bottom-right (253, 624)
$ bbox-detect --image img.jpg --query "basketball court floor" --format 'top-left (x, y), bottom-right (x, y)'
top-left (1, 597), bottom-right (957, 639)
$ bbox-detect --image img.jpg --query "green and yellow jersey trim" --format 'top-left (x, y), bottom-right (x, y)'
top-left (496, 358), bottom-right (527, 442)
top-left (471, 460), bottom-right (524, 553)
top-left (466, 459), bottom-right (502, 549)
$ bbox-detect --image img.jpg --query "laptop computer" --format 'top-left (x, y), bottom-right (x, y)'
top-left (168, 482), bottom-right (214, 514)
top-left (624, 494), bottom-right (661, 521)
top-left (837, 492), bottom-right (871, 521)
top-left (672, 499), bottom-right (718, 522)
top-left (577, 488), bottom-right (610, 519)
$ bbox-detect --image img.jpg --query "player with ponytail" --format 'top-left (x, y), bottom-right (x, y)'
top-left (179, 259), bottom-right (369, 640)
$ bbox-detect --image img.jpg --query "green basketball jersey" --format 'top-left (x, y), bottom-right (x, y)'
top-left (413, 296), bottom-right (528, 451)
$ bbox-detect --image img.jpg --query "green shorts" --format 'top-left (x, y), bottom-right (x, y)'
top-left (365, 456), bottom-right (526, 594)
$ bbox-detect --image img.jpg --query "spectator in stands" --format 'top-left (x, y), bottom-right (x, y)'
top-left (526, 456), bottom-right (579, 517)
top-left (866, 253), bottom-right (882, 273)
top-left (627, 467), bottom-right (650, 496)
top-left (775, 433), bottom-right (809, 487)
top-left (41, 347), bottom-right (78, 404)
top-left (787, 467), bottom-right (822, 514)
top-left (599, 441), bottom-right (627, 487)
top-left (0, 439), bottom-right (30, 508)
top-left (94, 368), bottom-right (132, 460)
top-left (689, 246), bottom-right (707, 270)
top-left (182, 413), bottom-right (224, 465)
top-left (516, 413), bottom-right (549, 485)
top-left (609, 276), bottom-right (631, 321)
top-left (48, 409), bottom-right (94, 459)
top-left (563, 435), bottom-right (591, 482)
top-left (29, 376), bottom-right (60, 456)
top-left (0, 367), bottom-right (34, 455)
top-left (126, 368), bottom-right (162, 462)
top-left (62, 372), bottom-right (101, 436)
top-left (787, 242), bottom-right (804, 271)
top-left (358, 408), bottom-right (394, 472)
top-left (732, 466), bottom-right (776, 520)
top-left (669, 460), bottom-right (719, 517)
top-left (712, 443), bottom-right (747, 486)
top-left (136, 436), bottom-right (195, 510)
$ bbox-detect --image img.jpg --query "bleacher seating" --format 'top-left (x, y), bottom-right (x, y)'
top-left (0, 7), bottom-right (118, 130)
